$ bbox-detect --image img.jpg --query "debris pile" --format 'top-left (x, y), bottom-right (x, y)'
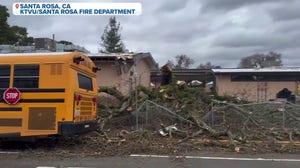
top-left (2, 83), bottom-right (300, 157)
top-left (94, 83), bottom-right (300, 155)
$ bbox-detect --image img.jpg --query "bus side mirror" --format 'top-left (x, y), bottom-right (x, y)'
top-left (73, 56), bottom-right (85, 64)
top-left (92, 66), bottom-right (101, 72)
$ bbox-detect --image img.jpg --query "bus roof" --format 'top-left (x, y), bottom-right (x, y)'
top-left (0, 52), bottom-right (86, 62)
top-left (0, 52), bottom-right (73, 57)
top-left (0, 52), bottom-right (96, 73)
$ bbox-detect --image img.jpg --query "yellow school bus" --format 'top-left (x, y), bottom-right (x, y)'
top-left (0, 52), bottom-right (99, 137)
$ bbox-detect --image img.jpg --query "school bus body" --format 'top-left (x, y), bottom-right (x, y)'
top-left (0, 52), bottom-right (99, 137)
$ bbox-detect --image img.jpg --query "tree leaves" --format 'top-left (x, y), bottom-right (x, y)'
top-left (0, 5), bottom-right (34, 46)
top-left (100, 16), bottom-right (125, 53)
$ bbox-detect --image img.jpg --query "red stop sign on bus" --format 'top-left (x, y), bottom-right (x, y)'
top-left (3, 88), bottom-right (21, 105)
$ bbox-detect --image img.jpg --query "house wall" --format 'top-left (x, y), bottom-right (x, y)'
top-left (215, 74), bottom-right (297, 102)
top-left (136, 59), bottom-right (151, 88)
top-left (94, 59), bottom-right (152, 95)
top-left (95, 62), bottom-right (118, 86)
top-left (94, 61), bottom-right (130, 95)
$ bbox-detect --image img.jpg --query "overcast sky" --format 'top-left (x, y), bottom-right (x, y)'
top-left (2, 0), bottom-right (300, 67)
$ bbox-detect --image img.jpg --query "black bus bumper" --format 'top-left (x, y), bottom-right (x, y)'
top-left (58, 121), bottom-right (98, 136)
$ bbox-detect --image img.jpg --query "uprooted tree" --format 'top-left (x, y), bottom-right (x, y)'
top-left (238, 52), bottom-right (283, 68)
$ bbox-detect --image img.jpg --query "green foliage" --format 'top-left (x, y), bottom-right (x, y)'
top-left (213, 94), bottom-right (249, 104)
top-left (137, 85), bottom-right (151, 96)
top-left (99, 86), bottom-right (124, 100)
top-left (0, 5), bottom-right (34, 46)
top-left (100, 16), bottom-right (125, 53)
top-left (0, 5), bottom-right (9, 24)
top-left (144, 83), bottom-right (213, 119)
top-left (10, 26), bottom-right (34, 45)
top-left (0, 5), bottom-right (11, 44)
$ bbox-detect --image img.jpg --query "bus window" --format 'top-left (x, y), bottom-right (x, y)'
top-left (78, 73), bottom-right (93, 91)
top-left (0, 65), bottom-right (10, 88)
top-left (13, 64), bottom-right (39, 88)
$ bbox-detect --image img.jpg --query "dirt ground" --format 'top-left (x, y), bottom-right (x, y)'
top-left (1, 127), bottom-right (300, 159)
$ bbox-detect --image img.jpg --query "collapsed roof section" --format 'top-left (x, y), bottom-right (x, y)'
top-left (88, 52), bottom-right (158, 75)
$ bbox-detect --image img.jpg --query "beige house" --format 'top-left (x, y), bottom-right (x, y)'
top-left (212, 68), bottom-right (300, 102)
top-left (89, 52), bottom-right (158, 95)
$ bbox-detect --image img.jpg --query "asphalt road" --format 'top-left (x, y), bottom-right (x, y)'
top-left (0, 152), bottom-right (300, 168)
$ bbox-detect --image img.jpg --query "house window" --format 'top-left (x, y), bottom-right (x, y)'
top-left (78, 73), bottom-right (93, 91)
top-left (231, 74), bottom-right (300, 82)
top-left (262, 75), bottom-right (300, 81)
top-left (13, 65), bottom-right (39, 88)
top-left (231, 75), bottom-right (256, 81)
top-left (0, 65), bottom-right (10, 88)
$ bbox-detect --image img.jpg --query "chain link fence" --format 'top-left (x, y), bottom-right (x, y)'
top-left (208, 101), bottom-right (300, 130)
top-left (133, 100), bottom-right (194, 131)
top-left (134, 100), bottom-right (300, 134)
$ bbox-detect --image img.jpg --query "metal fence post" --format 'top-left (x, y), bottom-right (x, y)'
top-left (211, 102), bottom-right (214, 127)
top-left (136, 108), bottom-right (139, 130)
top-left (146, 100), bottom-right (149, 126)
top-left (282, 103), bottom-right (285, 129)
top-left (134, 64), bottom-right (139, 130)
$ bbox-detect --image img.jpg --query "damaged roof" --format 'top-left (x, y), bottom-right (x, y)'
top-left (88, 52), bottom-right (134, 60)
top-left (88, 52), bottom-right (158, 70)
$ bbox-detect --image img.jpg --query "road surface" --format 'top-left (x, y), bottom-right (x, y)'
top-left (0, 152), bottom-right (299, 168)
